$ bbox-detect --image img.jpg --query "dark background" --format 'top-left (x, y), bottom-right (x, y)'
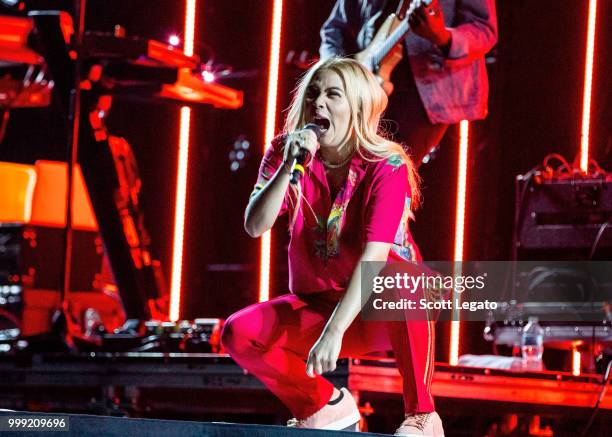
top-left (0, 0), bottom-right (610, 361)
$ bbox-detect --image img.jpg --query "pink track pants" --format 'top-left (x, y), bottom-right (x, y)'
top-left (221, 288), bottom-right (436, 419)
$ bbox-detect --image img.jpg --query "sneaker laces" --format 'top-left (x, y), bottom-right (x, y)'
top-left (401, 413), bottom-right (431, 431)
top-left (286, 418), bottom-right (305, 427)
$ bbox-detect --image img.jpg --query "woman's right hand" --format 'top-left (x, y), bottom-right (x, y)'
top-left (283, 127), bottom-right (319, 168)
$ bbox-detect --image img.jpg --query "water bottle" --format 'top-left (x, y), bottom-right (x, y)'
top-left (521, 316), bottom-right (544, 371)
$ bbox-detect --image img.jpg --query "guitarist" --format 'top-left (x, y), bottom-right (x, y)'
top-left (320, 0), bottom-right (497, 166)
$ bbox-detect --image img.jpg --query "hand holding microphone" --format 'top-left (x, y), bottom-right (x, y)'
top-left (283, 123), bottom-right (322, 185)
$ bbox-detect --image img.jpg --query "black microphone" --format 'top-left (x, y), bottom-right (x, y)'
top-left (289, 123), bottom-right (322, 185)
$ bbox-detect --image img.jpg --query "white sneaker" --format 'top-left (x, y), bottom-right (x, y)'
top-left (286, 387), bottom-right (361, 431)
top-left (394, 411), bottom-right (445, 436)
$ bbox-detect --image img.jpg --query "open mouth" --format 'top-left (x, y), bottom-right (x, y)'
top-left (313, 116), bottom-right (330, 133)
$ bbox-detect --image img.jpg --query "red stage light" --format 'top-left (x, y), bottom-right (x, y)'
top-left (450, 120), bottom-right (469, 365)
top-left (572, 348), bottom-right (581, 376)
top-left (580, 0), bottom-right (598, 173)
top-left (183, 0), bottom-right (196, 57)
top-left (259, 0), bottom-right (284, 303)
top-left (169, 0), bottom-right (197, 321)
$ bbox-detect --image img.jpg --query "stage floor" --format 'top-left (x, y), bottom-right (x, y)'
top-left (0, 353), bottom-right (610, 436)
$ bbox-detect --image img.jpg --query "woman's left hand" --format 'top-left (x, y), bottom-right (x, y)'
top-left (306, 328), bottom-right (343, 377)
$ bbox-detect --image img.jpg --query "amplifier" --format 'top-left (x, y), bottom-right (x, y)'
top-left (1, 224), bottom-right (26, 339)
top-left (0, 223), bottom-right (104, 291)
top-left (0, 223), bottom-right (106, 339)
top-left (515, 176), bottom-right (612, 257)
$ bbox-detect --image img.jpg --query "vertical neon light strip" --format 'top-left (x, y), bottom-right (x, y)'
top-left (169, 0), bottom-right (197, 321)
top-left (259, 0), bottom-right (284, 303)
top-left (572, 349), bottom-right (581, 376)
top-left (449, 120), bottom-right (469, 365)
top-left (183, 0), bottom-right (196, 57)
top-left (579, 0), bottom-right (598, 173)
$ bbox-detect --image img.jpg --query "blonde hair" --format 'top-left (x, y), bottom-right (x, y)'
top-left (284, 57), bottom-right (421, 210)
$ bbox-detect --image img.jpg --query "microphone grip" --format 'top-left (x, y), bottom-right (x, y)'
top-left (290, 148), bottom-right (310, 185)
top-left (288, 123), bottom-right (320, 185)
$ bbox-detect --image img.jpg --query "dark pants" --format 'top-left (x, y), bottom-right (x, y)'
top-left (384, 60), bottom-right (449, 167)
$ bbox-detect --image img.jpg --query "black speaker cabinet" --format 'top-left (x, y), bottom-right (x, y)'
top-left (515, 176), bottom-right (612, 259)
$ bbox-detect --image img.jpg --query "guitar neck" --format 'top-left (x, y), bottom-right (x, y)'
top-left (370, 0), bottom-right (431, 69)
top-left (371, 19), bottom-right (409, 68)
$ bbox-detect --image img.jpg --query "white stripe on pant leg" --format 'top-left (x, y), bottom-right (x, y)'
top-left (424, 317), bottom-right (432, 385)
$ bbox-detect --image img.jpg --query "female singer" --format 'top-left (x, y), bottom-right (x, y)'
top-left (222, 57), bottom-right (443, 437)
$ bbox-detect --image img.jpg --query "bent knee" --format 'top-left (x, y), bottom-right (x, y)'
top-left (220, 314), bottom-right (241, 354)
top-left (221, 312), bottom-right (259, 356)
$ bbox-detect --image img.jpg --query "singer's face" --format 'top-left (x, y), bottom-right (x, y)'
top-left (305, 70), bottom-right (351, 150)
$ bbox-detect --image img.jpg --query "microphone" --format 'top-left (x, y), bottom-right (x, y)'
top-left (289, 123), bottom-right (322, 185)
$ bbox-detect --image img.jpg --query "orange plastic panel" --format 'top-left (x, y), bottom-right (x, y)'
top-left (0, 15), bottom-right (42, 65)
top-left (29, 160), bottom-right (98, 230)
top-left (160, 68), bottom-right (243, 109)
top-left (0, 161), bottom-right (37, 223)
top-left (0, 15), bottom-right (33, 45)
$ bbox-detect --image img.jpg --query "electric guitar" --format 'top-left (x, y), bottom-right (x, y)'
top-left (354, 0), bottom-right (432, 95)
